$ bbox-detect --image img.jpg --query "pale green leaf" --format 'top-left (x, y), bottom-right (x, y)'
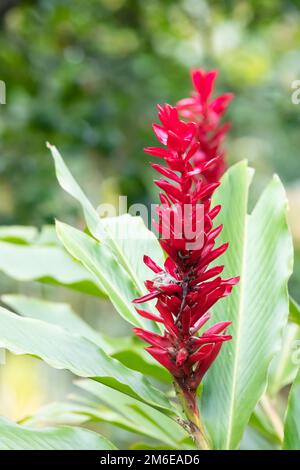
top-left (111, 346), bottom-right (171, 383)
top-left (283, 367), bottom-right (300, 449)
top-left (22, 401), bottom-right (91, 427)
top-left (2, 294), bottom-right (110, 351)
top-left (289, 296), bottom-right (300, 326)
top-left (2, 294), bottom-right (168, 381)
top-left (240, 427), bottom-right (279, 450)
top-left (101, 214), bottom-right (165, 288)
top-left (47, 143), bottom-right (102, 238)
top-left (0, 416), bottom-right (116, 450)
top-left (48, 144), bottom-right (164, 299)
top-left (249, 407), bottom-right (280, 445)
top-left (0, 306), bottom-right (173, 415)
top-left (56, 220), bottom-right (153, 328)
top-left (0, 226), bottom-right (38, 244)
top-left (268, 322), bottom-right (300, 396)
top-left (76, 379), bottom-right (190, 448)
top-left (0, 240), bottom-right (103, 296)
top-left (201, 162), bottom-right (293, 449)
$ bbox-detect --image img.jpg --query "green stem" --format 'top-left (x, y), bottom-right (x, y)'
top-left (174, 381), bottom-right (210, 450)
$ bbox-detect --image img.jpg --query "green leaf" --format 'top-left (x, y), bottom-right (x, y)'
top-left (76, 379), bottom-right (190, 448)
top-left (101, 214), bottom-right (165, 289)
top-left (249, 407), bottom-right (280, 445)
top-left (201, 161), bottom-right (293, 449)
top-left (0, 240), bottom-right (103, 297)
top-left (289, 296), bottom-right (300, 326)
top-left (22, 399), bottom-right (161, 440)
top-left (0, 416), bottom-right (115, 450)
top-left (24, 400), bottom-right (152, 437)
top-left (47, 143), bottom-right (102, 239)
top-left (130, 442), bottom-right (176, 450)
top-left (283, 367), bottom-right (300, 449)
top-left (0, 306), bottom-right (174, 415)
top-left (2, 294), bottom-right (110, 351)
top-left (2, 294), bottom-right (169, 381)
top-left (112, 346), bottom-right (171, 384)
top-left (48, 144), bottom-right (164, 298)
top-left (268, 322), bottom-right (300, 396)
top-left (240, 427), bottom-right (279, 450)
top-left (22, 402), bottom-right (91, 427)
top-left (0, 225), bottom-right (38, 244)
top-left (56, 220), bottom-right (153, 328)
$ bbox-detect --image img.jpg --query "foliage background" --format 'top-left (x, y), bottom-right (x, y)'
top-left (0, 0), bottom-right (300, 448)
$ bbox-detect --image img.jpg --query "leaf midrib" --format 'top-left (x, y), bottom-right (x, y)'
top-left (225, 206), bottom-right (249, 449)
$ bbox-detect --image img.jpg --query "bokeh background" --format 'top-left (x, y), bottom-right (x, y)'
top-left (0, 0), bottom-right (300, 448)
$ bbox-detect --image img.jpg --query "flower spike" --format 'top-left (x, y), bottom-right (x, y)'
top-left (176, 68), bottom-right (233, 182)
top-left (132, 71), bottom-right (238, 449)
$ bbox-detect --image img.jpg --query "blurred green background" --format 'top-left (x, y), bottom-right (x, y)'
top-left (0, 0), bottom-right (300, 448)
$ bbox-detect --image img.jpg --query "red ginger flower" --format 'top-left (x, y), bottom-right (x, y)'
top-left (133, 103), bottom-right (239, 398)
top-left (176, 68), bottom-right (233, 183)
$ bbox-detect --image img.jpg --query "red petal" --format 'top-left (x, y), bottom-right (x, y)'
top-left (154, 179), bottom-right (182, 201)
top-left (133, 291), bottom-right (160, 304)
top-left (192, 334), bottom-right (231, 347)
top-left (199, 243), bottom-right (229, 269)
top-left (208, 205), bottom-right (221, 220)
top-left (143, 255), bottom-right (163, 274)
top-left (196, 182), bottom-right (220, 201)
top-left (176, 348), bottom-right (189, 366)
top-left (204, 321), bottom-right (231, 336)
top-left (199, 265), bottom-right (224, 282)
top-left (144, 147), bottom-right (171, 159)
top-left (146, 347), bottom-right (179, 376)
top-left (153, 124), bottom-right (168, 145)
top-left (133, 328), bottom-right (168, 349)
top-left (207, 224), bottom-right (223, 242)
top-left (150, 163), bottom-right (180, 183)
top-left (164, 257), bottom-right (178, 278)
top-left (193, 343), bottom-right (223, 385)
top-left (189, 343), bottom-right (214, 363)
top-left (190, 312), bottom-right (211, 333)
top-left (135, 308), bottom-right (163, 323)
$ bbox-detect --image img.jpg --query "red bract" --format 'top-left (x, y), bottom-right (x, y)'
top-left (133, 103), bottom-right (239, 398)
top-left (176, 68), bottom-right (233, 182)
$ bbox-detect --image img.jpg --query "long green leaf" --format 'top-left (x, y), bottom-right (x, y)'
top-left (289, 296), bottom-right (300, 326)
top-left (56, 220), bottom-right (152, 328)
top-left (2, 294), bottom-right (110, 351)
top-left (283, 367), bottom-right (300, 449)
top-left (76, 379), bottom-right (190, 448)
top-left (0, 416), bottom-right (115, 450)
top-left (48, 144), bottom-right (164, 296)
top-left (201, 161), bottom-right (293, 449)
top-left (47, 143), bottom-right (102, 238)
top-left (22, 401), bottom-right (91, 427)
top-left (268, 322), bottom-right (300, 396)
top-left (0, 306), bottom-right (173, 415)
top-left (239, 427), bottom-right (279, 450)
top-left (23, 400), bottom-right (155, 436)
top-left (249, 403), bottom-right (282, 445)
top-left (101, 214), bottom-right (165, 288)
top-left (2, 294), bottom-right (169, 382)
top-left (0, 226), bottom-right (38, 244)
top-left (0, 240), bottom-right (103, 296)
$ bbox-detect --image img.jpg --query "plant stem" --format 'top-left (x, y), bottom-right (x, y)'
top-left (174, 381), bottom-right (210, 450)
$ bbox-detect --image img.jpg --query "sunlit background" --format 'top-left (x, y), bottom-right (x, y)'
top-left (0, 0), bottom-right (300, 448)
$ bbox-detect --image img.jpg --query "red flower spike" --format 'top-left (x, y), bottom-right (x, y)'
top-left (176, 68), bottom-right (233, 182)
top-left (133, 87), bottom-right (238, 407)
